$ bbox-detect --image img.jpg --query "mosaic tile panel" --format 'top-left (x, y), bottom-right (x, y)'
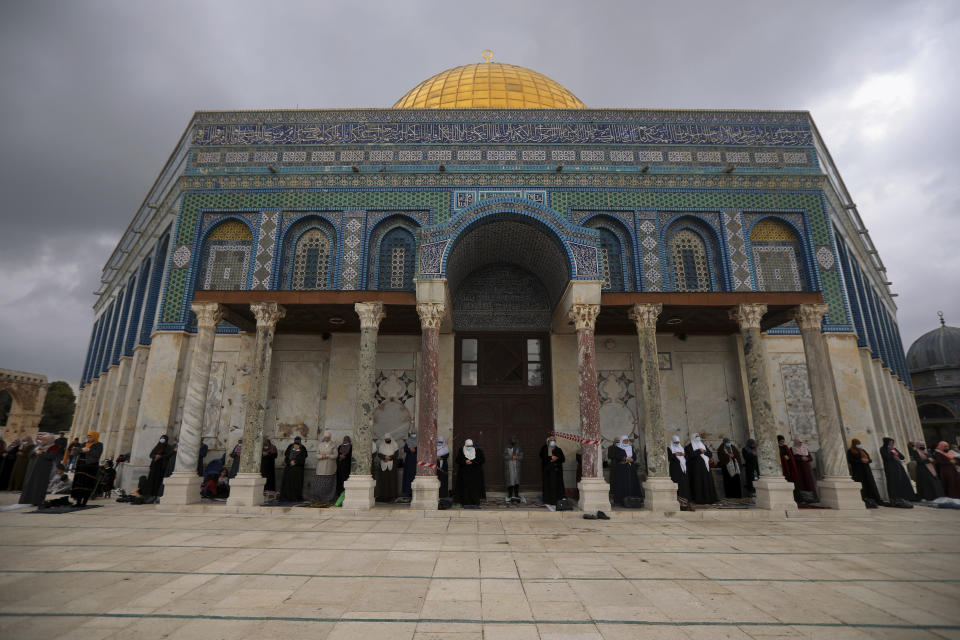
top-left (251, 211), bottom-right (278, 290)
top-left (341, 212), bottom-right (364, 290)
top-left (637, 215), bottom-right (662, 291)
top-left (722, 211), bottom-right (753, 291)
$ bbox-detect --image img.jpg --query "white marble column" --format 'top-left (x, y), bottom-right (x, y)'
top-left (794, 303), bottom-right (864, 510)
top-left (229, 302), bottom-right (285, 507)
top-left (164, 302), bottom-right (223, 506)
top-left (629, 303), bottom-right (675, 512)
top-left (730, 303), bottom-right (797, 512)
top-left (342, 302), bottom-right (385, 510)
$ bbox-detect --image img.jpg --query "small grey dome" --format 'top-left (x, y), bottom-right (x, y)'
top-left (907, 322), bottom-right (960, 372)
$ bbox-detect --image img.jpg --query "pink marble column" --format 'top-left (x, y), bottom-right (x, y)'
top-left (569, 303), bottom-right (602, 478)
top-left (411, 302), bottom-right (445, 510)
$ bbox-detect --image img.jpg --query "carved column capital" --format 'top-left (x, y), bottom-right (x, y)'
top-left (355, 301), bottom-right (385, 329)
top-left (250, 302), bottom-right (286, 329)
top-left (416, 302), bottom-right (446, 330)
top-left (728, 303), bottom-right (768, 330)
top-left (190, 302), bottom-right (223, 329)
top-left (628, 302), bottom-right (662, 331)
top-left (794, 303), bottom-right (829, 331)
top-left (568, 303), bottom-right (600, 331)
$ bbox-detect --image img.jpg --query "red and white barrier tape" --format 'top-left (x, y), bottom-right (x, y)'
top-left (548, 431), bottom-right (601, 446)
top-left (417, 460), bottom-right (437, 469)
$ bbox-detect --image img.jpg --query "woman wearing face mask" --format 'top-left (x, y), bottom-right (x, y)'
top-left (668, 435), bottom-right (694, 511)
top-left (684, 433), bottom-right (717, 505)
top-left (717, 438), bottom-right (743, 499)
top-left (846, 438), bottom-right (882, 508)
top-left (609, 435), bottom-right (642, 506)
top-left (911, 442), bottom-right (944, 502)
top-left (456, 438), bottom-right (485, 507)
top-left (539, 436), bottom-right (566, 507)
top-left (145, 435), bottom-right (170, 500)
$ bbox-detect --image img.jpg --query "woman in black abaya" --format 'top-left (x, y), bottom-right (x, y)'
top-left (911, 442), bottom-right (943, 501)
top-left (846, 438), bottom-right (882, 508)
top-left (880, 437), bottom-right (916, 506)
top-left (145, 436), bottom-right (170, 499)
top-left (684, 433), bottom-right (717, 504)
top-left (70, 431), bottom-right (103, 507)
top-left (260, 438), bottom-right (278, 492)
top-left (279, 437), bottom-right (307, 502)
top-left (609, 435), bottom-right (641, 505)
top-left (539, 436), bottom-right (566, 506)
top-left (455, 438), bottom-right (485, 506)
top-left (19, 434), bottom-right (61, 506)
top-left (668, 435), bottom-right (694, 511)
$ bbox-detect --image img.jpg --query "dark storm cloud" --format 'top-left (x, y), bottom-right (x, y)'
top-left (0, 0), bottom-right (957, 388)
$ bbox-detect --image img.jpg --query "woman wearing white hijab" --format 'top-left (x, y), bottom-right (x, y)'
top-left (375, 433), bottom-right (400, 502)
top-left (609, 435), bottom-right (641, 505)
top-left (436, 436), bottom-right (450, 498)
top-left (314, 431), bottom-right (338, 503)
top-left (668, 435), bottom-right (694, 511)
top-left (455, 438), bottom-right (485, 506)
top-left (684, 433), bottom-right (717, 504)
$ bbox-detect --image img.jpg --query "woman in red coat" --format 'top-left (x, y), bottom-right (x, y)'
top-left (934, 441), bottom-right (960, 498)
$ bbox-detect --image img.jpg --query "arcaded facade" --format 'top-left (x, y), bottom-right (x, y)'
top-left (68, 61), bottom-right (923, 511)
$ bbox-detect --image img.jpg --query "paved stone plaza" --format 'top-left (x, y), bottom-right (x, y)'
top-left (0, 498), bottom-right (958, 640)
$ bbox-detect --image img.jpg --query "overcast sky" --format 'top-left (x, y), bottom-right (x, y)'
top-left (0, 0), bottom-right (957, 389)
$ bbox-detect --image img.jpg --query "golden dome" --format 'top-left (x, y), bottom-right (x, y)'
top-left (393, 62), bottom-right (586, 109)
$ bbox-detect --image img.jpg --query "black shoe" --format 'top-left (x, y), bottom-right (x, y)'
top-left (582, 513), bottom-right (597, 520)
top-left (596, 510), bottom-right (610, 520)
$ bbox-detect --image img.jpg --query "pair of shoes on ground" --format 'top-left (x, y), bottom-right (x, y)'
top-left (582, 510), bottom-right (610, 520)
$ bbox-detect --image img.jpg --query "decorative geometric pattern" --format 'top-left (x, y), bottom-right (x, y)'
top-left (172, 245), bottom-right (191, 268)
top-left (569, 242), bottom-right (600, 279)
top-left (251, 211), bottom-right (278, 290)
top-left (201, 244), bottom-right (251, 290)
top-left (816, 246), bottom-right (835, 270)
top-left (341, 213), bottom-right (364, 290)
top-left (581, 150), bottom-right (604, 162)
top-left (418, 241), bottom-right (446, 275)
top-left (377, 227), bottom-right (416, 291)
top-left (278, 215), bottom-right (338, 290)
top-left (755, 152), bottom-right (779, 163)
top-left (670, 230), bottom-right (710, 292)
top-left (637, 217), bottom-right (661, 291)
top-left (722, 212), bottom-right (753, 291)
top-left (208, 220), bottom-right (252, 242)
top-left (752, 218), bottom-right (798, 242)
top-left (726, 152), bottom-right (750, 163)
top-left (753, 245), bottom-right (802, 292)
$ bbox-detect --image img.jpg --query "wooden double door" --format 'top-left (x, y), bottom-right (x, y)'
top-left (453, 334), bottom-right (552, 492)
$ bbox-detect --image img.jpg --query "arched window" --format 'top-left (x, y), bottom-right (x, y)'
top-left (670, 229), bottom-right (710, 292)
top-left (750, 218), bottom-right (807, 292)
top-left (597, 228), bottom-right (624, 291)
top-left (198, 220), bottom-right (253, 290)
top-left (292, 229), bottom-right (331, 290)
top-left (377, 227), bottom-right (416, 291)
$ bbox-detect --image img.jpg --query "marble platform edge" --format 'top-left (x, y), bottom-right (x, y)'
top-left (139, 503), bottom-right (872, 521)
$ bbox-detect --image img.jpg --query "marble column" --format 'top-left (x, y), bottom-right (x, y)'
top-left (164, 302), bottom-right (223, 506)
top-left (411, 302), bottom-right (445, 510)
top-left (342, 301), bottom-right (385, 510)
top-left (569, 303), bottom-right (610, 512)
top-left (795, 303), bottom-right (864, 510)
top-left (229, 302), bottom-right (286, 507)
top-left (729, 303), bottom-right (796, 512)
top-left (629, 303), bottom-right (675, 512)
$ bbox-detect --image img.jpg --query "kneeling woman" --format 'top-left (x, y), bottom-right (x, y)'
top-left (70, 431), bottom-right (103, 507)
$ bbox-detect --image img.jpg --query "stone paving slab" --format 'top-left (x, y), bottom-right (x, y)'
top-left (0, 492), bottom-right (958, 639)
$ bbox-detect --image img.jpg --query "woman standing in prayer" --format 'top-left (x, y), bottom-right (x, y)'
top-left (260, 438), bottom-right (278, 492)
top-left (503, 436), bottom-right (523, 502)
top-left (0, 439), bottom-right (20, 490)
top-left (314, 432), bottom-right (338, 502)
top-left (436, 436), bottom-right (450, 498)
top-left (538, 436), bottom-right (565, 506)
top-left (336, 435), bottom-right (352, 497)
top-left (741, 439), bottom-right (759, 497)
top-left (69, 431), bottom-right (103, 507)
top-left (375, 434), bottom-right (400, 502)
top-left (791, 439), bottom-right (818, 502)
top-left (880, 437), bottom-right (916, 505)
top-left (456, 438), bottom-right (485, 506)
top-left (934, 441), bottom-right (960, 498)
top-left (402, 433), bottom-right (418, 497)
top-left (717, 438), bottom-right (743, 499)
top-left (668, 435), bottom-right (694, 511)
top-left (912, 442), bottom-right (944, 501)
top-left (19, 433), bottom-right (61, 506)
top-left (684, 433), bottom-right (717, 504)
top-left (145, 435), bottom-right (169, 499)
top-left (778, 435), bottom-right (799, 483)
top-left (8, 436), bottom-right (34, 491)
top-left (279, 437), bottom-right (307, 502)
top-left (609, 435), bottom-right (641, 505)
top-left (846, 438), bottom-right (882, 507)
